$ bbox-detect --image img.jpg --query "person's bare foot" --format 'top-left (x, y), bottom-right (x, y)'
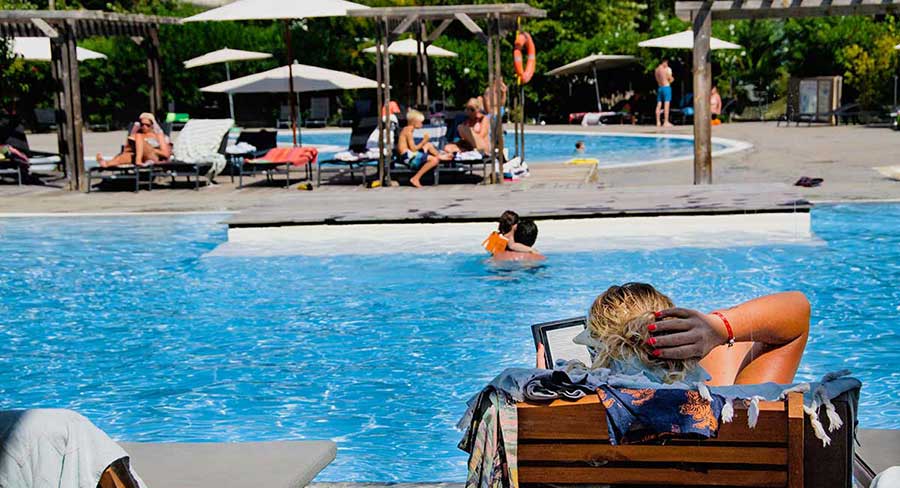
top-left (410, 177), bottom-right (423, 188)
top-left (96, 153), bottom-right (107, 167)
top-left (663, 122), bottom-right (674, 128)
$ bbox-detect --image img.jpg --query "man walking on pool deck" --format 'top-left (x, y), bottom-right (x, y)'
top-left (655, 58), bottom-right (675, 128)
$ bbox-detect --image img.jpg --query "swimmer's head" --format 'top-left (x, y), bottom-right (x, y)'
top-left (587, 282), bottom-right (697, 383)
top-left (575, 141), bottom-right (585, 153)
top-left (514, 219), bottom-right (538, 247)
top-left (498, 210), bottom-right (519, 235)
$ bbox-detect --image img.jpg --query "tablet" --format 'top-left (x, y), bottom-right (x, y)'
top-left (531, 317), bottom-right (592, 367)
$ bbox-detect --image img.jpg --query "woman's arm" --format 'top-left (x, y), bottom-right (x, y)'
top-left (650, 291), bottom-right (810, 360)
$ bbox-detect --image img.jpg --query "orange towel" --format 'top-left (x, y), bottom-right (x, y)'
top-left (249, 147), bottom-right (319, 166)
top-left (482, 231), bottom-right (508, 255)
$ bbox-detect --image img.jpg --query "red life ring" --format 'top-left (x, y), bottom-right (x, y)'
top-left (513, 32), bottom-right (536, 84)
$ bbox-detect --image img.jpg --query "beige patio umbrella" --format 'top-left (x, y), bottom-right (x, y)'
top-left (362, 38), bottom-right (457, 58)
top-left (639, 30), bottom-right (742, 50)
top-left (184, 47), bottom-right (273, 120)
top-left (11, 37), bottom-right (106, 62)
top-left (183, 0), bottom-right (370, 146)
top-left (546, 54), bottom-right (638, 112)
top-left (201, 62), bottom-right (376, 144)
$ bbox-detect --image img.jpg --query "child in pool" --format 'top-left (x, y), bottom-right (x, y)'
top-left (482, 210), bottom-right (537, 255)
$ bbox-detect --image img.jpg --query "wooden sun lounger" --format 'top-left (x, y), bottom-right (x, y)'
top-left (517, 388), bottom-right (858, 488)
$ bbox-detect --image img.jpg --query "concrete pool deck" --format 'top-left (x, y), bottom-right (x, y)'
top-left (1, 122), bottom-right (899, 218)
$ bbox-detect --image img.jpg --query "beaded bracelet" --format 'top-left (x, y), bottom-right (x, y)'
top-left (711, 311), bottom-right (735, 348)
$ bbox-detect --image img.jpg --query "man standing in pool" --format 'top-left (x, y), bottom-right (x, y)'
top-left (654, 59), bottom-right (675, 128)
top-left (493, 219), bottom-right (545, 261)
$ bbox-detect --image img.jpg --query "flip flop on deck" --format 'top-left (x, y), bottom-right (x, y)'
top-left (120, 440), bottom-right (336, 488)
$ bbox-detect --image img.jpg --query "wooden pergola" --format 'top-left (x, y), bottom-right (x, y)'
top-left (0, 10), bottom-right (179, 191)
top-left (676, 0), bottom-right (900, 184)
top-left (347, 3), bottom-right (546, 186)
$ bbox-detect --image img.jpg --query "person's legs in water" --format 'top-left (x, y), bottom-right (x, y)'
top-left (410, 154), bottom-right (440, 188)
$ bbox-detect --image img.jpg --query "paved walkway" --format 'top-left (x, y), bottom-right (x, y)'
top-left (2, 122), bottom-right (899, 216)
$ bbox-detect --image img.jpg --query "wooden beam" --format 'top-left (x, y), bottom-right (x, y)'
top-left (146, 27), bottom-right (163, 117)
top-left (391, 14), bottom-right (418, 35)
top-left (66, 20), bottom-right (86, 191)
top-left (50, 34), bottom-right (75, 189)
top-left (692, 7), bottom-right (713, 185)
top-left (30, 18), bottom-right (58, 37)
top-left (454, 13), bottom-right (488, 42)
top-left (346, 3), bottom-right (546, 19)
top-left (425, 18), bottom-right (453, 43)
top-left (382, 16), bottom-right (393, 186)
top-left (374, 18), bottom-right (385, 185)
top-left (676, 0), bottom-right (900, 21)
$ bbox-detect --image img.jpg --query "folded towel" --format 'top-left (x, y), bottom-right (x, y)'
top-left (226, 142), bottom-right (257, 154)
top-left (455, 150), bottom-right (484, 161)
top-left (248, 147), bottom-right (318, 167)
top-left (333, 148), bottom-right (380, 162)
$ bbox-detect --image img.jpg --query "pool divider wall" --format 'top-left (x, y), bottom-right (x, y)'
top-left (215, 212), bottom-right (813, 257)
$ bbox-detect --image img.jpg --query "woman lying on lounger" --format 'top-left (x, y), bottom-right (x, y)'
top-left (96, 112), bottom-right (170, 167)
top-left (538, 283), bottom-right (809, 386)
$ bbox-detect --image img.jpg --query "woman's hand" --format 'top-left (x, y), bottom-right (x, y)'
top-left (649, 308), bottom-right (727, 360)
top-left (536, 343), bottom-right (547, 369)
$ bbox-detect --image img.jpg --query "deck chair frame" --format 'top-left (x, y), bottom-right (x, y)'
top-left (517, 392), bottom-right (806, 487)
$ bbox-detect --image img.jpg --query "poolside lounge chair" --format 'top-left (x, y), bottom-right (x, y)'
top-left (237, 146), bottom-right (318, 188)
top-left (0, 116), bottom-right (63, 185)
top-left (316, 115), bottom-right (384, 186)
top-left (33, 107), bottom-right (57, 132)
top-left (517, 317), bottom-right (860, 488)
top-left (276, 105), bottom-right (296, 129)
top-left (306, 97), bottom-right (330, 128)
top-left (88, 119), bottom-right (233, 192)
top-left (120, 440), bottom-right (336, 488)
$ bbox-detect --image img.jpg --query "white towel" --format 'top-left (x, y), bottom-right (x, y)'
top-left (0, 409), bottom-right (146, 488)
top-left (172, 119), bottom-right (233, 178)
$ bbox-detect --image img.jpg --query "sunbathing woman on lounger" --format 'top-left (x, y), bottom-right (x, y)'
top-left (96, 112), bottom-right (170, 167)
top-left (444, 98), bottom-right (490, 155)
top-left (537, 283), bottom-right (809, 386)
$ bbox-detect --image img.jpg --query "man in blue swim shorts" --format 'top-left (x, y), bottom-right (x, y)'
top-left (655, 58), bottom-right (675, 127)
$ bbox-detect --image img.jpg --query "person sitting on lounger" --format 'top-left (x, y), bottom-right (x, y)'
top-left (399, 109), bottom-right (452, 188)
top-left (444, 98), bottom-right (491, 155)
top-left (96, 112), bottom-right (170, 167)
top-left (493, 218), bottom-right (545, 261)
top-left (483, 210), bottom-right (537, 255)
top-left (537, 283), bottom-right (809, 386)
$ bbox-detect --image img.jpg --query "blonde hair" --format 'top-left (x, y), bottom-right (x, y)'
top-left (138, 112), bottom-right (156, 125)
top-left (587, 283), bottom-right (697, 383)
top-left (406, 109), bottom-right (425, 124)
top-left (465, 97), bottom-right (483, 111)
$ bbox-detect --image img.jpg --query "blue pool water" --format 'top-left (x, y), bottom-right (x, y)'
top-left (291, 130), bottom-right (728, 165)
top-left (0, 204), bottom-right (898, 481)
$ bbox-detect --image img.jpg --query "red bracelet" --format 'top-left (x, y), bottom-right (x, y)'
top-left (711, 311), bottom-right (735, 348)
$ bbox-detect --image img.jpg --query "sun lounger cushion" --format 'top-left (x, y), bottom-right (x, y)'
top-left (120, 440), bottom-right (336, 488)
top-left (247, 147), bottom-right (318, 167)
top-left (170, 119), bottom-right (233, 176)
top-left (0, 409), bottom-right (146, 488)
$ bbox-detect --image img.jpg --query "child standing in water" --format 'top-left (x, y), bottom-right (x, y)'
top-left (482, 210), bottom-right (536, 255)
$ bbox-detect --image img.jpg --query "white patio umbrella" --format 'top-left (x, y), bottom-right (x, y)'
top-left (362, 38), bottom-right (457, 58)
top-left (183, 0), bottom-right (370, 146)
top-left (547, 54), bottom-right (638, 112)
top-left (895, 43), bottom-right (900, 49)
top-left (183, 0), bottom-right (367, 22)
top-left (184, 47), bottom-right (273, 120)
top-left (201, 62), bottom-right (376, 143)
top-left (639, 30), bottom-right (742, 50)
top-left (11, 37), bottom-right (106, 62)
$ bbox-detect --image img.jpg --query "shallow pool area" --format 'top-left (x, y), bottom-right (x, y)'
top-left (294, 130), bottom-right (737, 166)
top-left (0, 204), bottom-right (897, 481)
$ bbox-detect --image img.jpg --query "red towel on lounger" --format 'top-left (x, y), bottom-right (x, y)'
top-left (248, 147), bottom-right (318, 166)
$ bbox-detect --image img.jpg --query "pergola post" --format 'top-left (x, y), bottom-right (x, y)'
top-left (50, 20), bottom-right (85, 191)
top-left (692, 9), bottom-right (712, 185)
top-left (146, 26), bottom-right (163, 118)
top-left (374, 18), bottom-right (385, 184)
top-left (377, 16), bottom-right (395, 186)
top-left (491, 14), bottom-right (504, 184)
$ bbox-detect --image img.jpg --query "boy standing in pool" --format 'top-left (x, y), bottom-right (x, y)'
top-left (483, 210), bottom-right (537, 255)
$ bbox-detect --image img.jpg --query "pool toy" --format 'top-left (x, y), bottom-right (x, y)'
top-left (566, 158), bottom-right (599, 166)
top-left (513, 32), bottom-right (536, 84)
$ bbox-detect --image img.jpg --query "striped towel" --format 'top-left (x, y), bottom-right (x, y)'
top-left (172, 119), bottom-right (233, 178)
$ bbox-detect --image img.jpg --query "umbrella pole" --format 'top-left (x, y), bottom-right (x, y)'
top-left (225, 61), bottom-right (235, 121)
top-left (592, 65), bottom-right (602, 112)
top-left (284, 20), bottom-right (298, 147)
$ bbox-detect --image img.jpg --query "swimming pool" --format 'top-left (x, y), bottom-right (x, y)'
top-left (290, 130), bottom-right (738, 166)
top-left (0, 204), bottom-right (897, 481)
